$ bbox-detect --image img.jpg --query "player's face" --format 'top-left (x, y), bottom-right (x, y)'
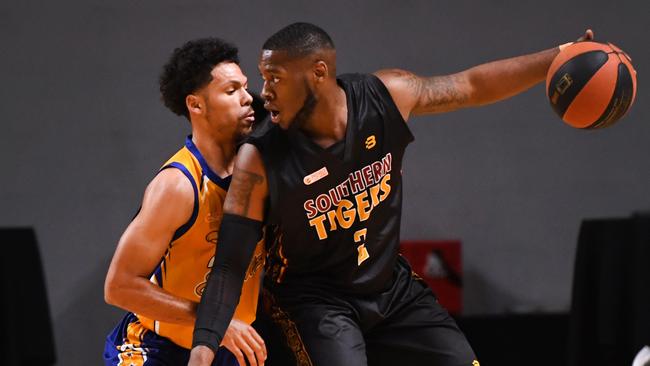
top-left (259, 50), bottom-right (316, 130)
top-left (201, 62), bottom-right (255, 141)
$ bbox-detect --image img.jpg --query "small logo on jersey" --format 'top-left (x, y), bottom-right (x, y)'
top-left (365, 135), bottom-right (377, 149)
top-left (473, 361), bottom-right (480, 366)
top-left (304, 167), bottom-right (329, 185)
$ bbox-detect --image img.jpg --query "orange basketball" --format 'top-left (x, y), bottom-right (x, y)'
top-left (546, 41), bottom-right (637, 129)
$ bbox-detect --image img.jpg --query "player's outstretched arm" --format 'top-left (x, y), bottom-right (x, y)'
top-left (190, 143), bottom-right (269, 366)
top-left (104, 168), bottom-right (198, 324)
top-left (375, 30), bottom-right (594, 121)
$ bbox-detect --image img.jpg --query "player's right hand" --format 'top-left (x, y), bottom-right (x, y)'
top-left (222, 318), bottom-right (267, 366)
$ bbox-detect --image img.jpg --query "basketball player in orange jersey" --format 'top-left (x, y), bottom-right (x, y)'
top-left (103, 38), bottom-right (267, 366)
top-left (189, 24), bottom-right (593, 366)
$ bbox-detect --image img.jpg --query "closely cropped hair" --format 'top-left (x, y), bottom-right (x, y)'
top-left (159, 38), bottom-right (239, 119)
top-left (263, 22), bottom-right (335, 56)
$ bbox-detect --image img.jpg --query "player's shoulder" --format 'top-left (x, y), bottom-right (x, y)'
top-left (147, 167), bottom-right (195, 201)
top-left (245, 118), bottom-right (286, 155)
top-left (248, 117), bottom-right (277, 139)
top-left (137, 167), bottom-right (195, 221)
top-left (338, 72), bottom-right (382, 88)
top-left (339, 72), bottom-right (393, 101)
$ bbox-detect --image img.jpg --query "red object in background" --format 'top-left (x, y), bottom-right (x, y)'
top-left (400, 240), bottom-right (462, 315)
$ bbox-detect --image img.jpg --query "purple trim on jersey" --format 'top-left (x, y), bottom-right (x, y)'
top-left (185, 136), bottom-right (232, 191)
top-left (161, 162), bottom-right (200, 242)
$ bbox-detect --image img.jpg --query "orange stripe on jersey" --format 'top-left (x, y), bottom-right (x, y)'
top-left (137, 136), bottom-right (265, 349)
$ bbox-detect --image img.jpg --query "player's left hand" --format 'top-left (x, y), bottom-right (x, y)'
top-left (221, 318), bottom-right (267, 366)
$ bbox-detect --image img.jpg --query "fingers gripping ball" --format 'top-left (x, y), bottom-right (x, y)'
top-left (546, 41), bottom-right (637, 129)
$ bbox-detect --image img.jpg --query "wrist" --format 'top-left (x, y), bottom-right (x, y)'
top-left (190, 344), bottom-right (216, 361)
top-left (192, 329), bottom-right (221, 352)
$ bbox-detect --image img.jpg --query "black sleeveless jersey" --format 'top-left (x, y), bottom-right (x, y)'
top-left (247, 73), bottom-right (414, 295)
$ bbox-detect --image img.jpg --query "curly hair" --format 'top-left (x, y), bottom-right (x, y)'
top-left (159, 38), bottom-right (239, 119)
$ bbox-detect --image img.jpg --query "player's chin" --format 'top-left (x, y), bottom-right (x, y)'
top-left (240, 124), bottom-right (254, 136)
top-left (234, 128), bottom-right (252, 145)
top-left (235, 121), bottom-right (254, 137)
top-left (276, 115), bottom-right (293, 130)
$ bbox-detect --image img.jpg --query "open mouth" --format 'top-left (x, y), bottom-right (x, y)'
top-left (270, 110), bottom-right (280, 122)
top-left (265, 102), bottom-right (280, 123)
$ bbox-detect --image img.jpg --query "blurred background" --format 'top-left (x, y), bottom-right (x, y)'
top-left (1, 0), bottom-right (648, 365)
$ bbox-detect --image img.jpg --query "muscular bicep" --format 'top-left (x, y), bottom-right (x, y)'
top-left (223, 143), bottom-right (268, 221)
top-left (375, 69), bottom-right (473, 119)
top-left (107, 169), bottom-right (194, 280)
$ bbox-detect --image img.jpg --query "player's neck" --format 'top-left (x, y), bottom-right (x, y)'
top-left (300, 85), bottom-right (347, 149)
top-left (191, 131), bottom-right (236, 178)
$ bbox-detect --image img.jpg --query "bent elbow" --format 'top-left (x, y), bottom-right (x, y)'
top-left (104, 276), bottom-right (123, 306)
top-left (104, 282), bottom-right (116, 305)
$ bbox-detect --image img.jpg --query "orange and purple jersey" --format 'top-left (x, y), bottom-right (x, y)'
top-left (135, 136), bottom-right (265, 349)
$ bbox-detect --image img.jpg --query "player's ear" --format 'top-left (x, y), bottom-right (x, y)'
top-left (313, 60), bottom-right (328, 82)
top-left (186, 94), bottom-right (203, 117)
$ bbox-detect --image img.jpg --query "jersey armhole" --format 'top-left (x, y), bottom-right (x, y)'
top-left (368, 74), bottom-right (415, 144)
top-left (160, 162), bottom-right (199, 241)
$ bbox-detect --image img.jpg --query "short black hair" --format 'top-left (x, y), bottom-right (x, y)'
top-left (262, 22), bottom-right (335, 56)
top-left (159, 38), bottom-right (239, 119)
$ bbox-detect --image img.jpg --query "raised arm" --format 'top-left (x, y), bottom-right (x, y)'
top-left (375, 30), bottom-right (593, 121)
top-left (190, 143), bottom-right (269, 366)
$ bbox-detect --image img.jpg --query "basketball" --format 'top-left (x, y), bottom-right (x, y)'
top-left (546, 41), bottom-right (637, 129)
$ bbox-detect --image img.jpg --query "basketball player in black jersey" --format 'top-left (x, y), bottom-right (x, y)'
top-left (189, 23), bottom-right (594, 366)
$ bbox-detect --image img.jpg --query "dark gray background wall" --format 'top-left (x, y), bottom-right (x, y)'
top-left (1, 0), bottom-right (648, 364)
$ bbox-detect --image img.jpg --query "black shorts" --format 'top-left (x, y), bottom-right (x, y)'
top-left (254, 256), bottom-right (477, 366)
